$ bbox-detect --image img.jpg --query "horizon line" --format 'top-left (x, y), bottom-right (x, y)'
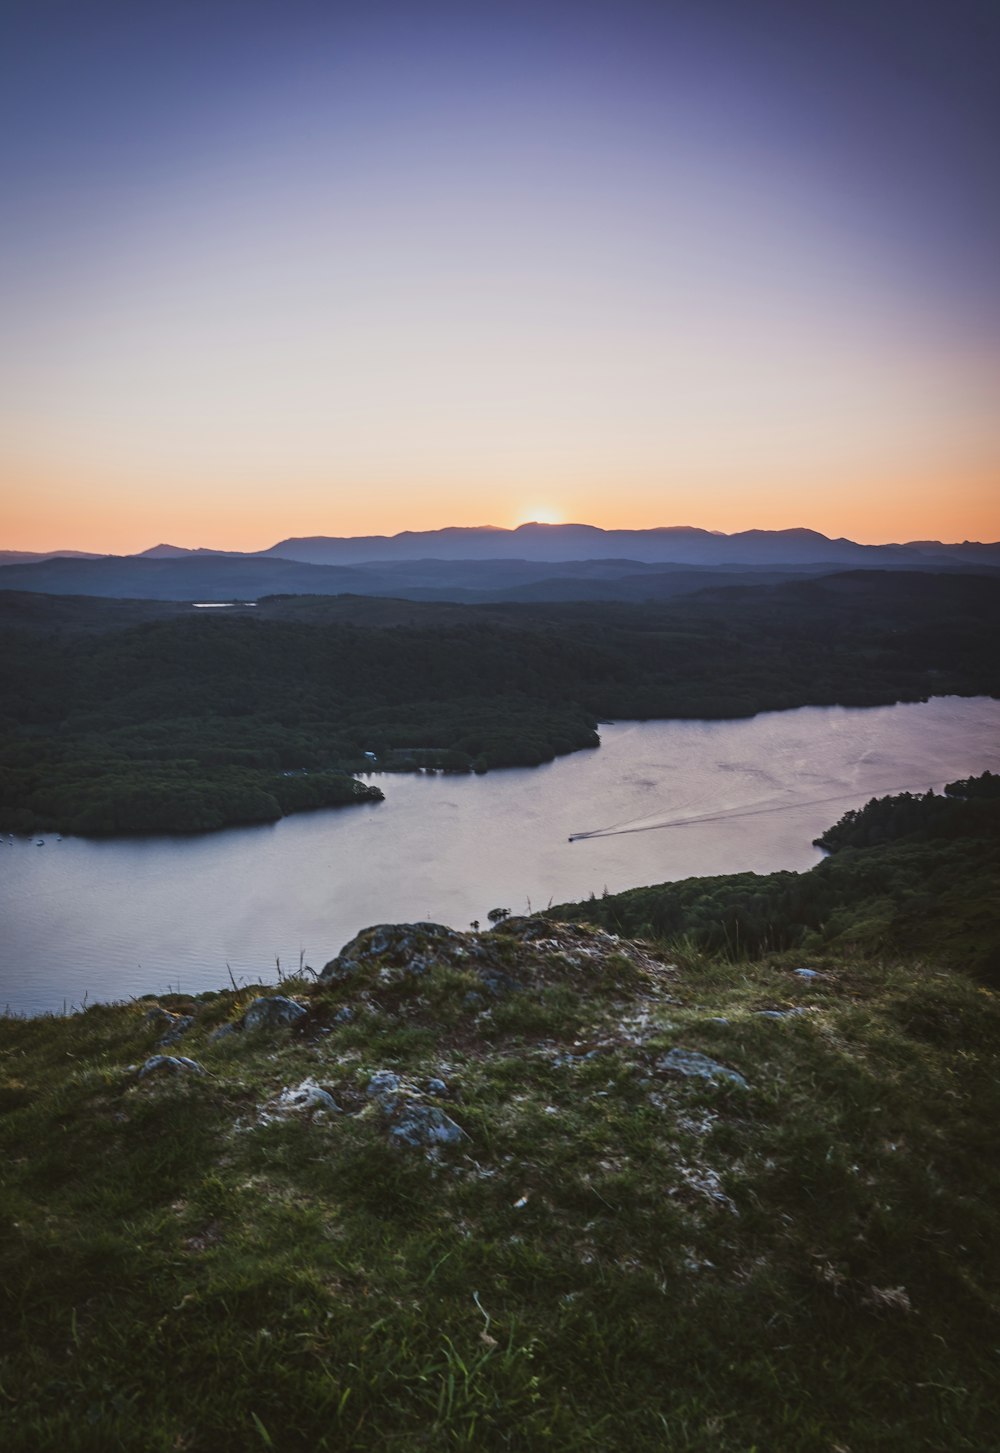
top-left (5, 520), bottom-right (998, 557)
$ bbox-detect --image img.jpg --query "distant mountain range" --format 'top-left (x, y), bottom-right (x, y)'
top-left (255, 523), bottom-right (1000, 568)
top-left (0, 549), bottom-right (105, 566)
top-left (1, 524), bottom-right (997, 602)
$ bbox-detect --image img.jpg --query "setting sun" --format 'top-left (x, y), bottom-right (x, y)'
top-left (514, 507), bottom-right (564, 527)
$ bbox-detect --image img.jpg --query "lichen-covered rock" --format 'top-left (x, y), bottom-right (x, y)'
top-left (320, 922), bottom-right (497, 986)
top-left (389, 1102), bottom-right (468, 1149)
top-left (143, 1004), bottom-right (196, 1045)
top-left (366, 1069), bottom-right (407, 1107)
top-left (136, 1054), bottom-right (205, 1079)
top-left (656, 1048), bottom-right (748, 1089)
top-left (276, 1079), bottom-right (340, 1115)
top-left (493, 917), bottom-right (675, 988)
top-left (362, 1068), bottom-right (466, 1148)
top-left (254, 1077), bottom-right (341, 1125)
top-left (315, 917), bottom-right (674, 1033)
top-left (242, 996), bottom-right (307, 1031)
top-left (158, 1014), bottom-right (195, 1046)
top-left (144, 1006), bottom-right (175, 1026)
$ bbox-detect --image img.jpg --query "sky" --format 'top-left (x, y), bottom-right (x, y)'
top-left (2, 0), bottom-right (998, 553)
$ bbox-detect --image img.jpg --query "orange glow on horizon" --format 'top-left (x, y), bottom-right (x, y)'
top-left (3, 458), bottom-right (998, 555)
top-left (3, 3), bottom-right (999, 564)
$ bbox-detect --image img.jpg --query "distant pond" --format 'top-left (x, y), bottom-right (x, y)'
top-left (3, 695), bottom-right (999, 1015)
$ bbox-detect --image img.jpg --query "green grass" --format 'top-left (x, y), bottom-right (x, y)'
top-left (1, 919), bottom-right (998, 1451)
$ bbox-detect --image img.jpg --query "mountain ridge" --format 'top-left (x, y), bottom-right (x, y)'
top-left (5, 524), bottom-right (1000, 573)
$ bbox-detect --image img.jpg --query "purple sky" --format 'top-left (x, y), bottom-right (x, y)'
top-left (3, 0), bottom-right (998, 549)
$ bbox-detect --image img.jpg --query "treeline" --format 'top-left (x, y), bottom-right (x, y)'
top-left (550, 774), bottom-right (1000, 982)
top-left (1, 571), bottom-right (998, 834)
top-left (813, 770), bottom-right (1000, 852)
top-left (0, 753), bottom-right (381, 836)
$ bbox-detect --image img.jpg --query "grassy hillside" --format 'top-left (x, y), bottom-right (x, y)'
top-left (1, 792), bottom-right (998, 1449)
top-left (2, 570), bottom-right (998, 834)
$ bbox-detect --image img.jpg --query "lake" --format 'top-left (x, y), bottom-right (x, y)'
top-left (3, 695), bottom-right (999, 1015)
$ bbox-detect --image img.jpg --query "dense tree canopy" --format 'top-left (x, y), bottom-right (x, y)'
top-left (1, 571), bottom-right (997, 834)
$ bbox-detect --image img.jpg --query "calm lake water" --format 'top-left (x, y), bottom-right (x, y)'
top-left (3, 696), bottom-right (999, 1016)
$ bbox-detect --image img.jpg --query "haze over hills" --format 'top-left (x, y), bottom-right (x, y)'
top-left (0, 549), bottom-right (105, 567)
top-left (1, 525), bottom-right (998, 603)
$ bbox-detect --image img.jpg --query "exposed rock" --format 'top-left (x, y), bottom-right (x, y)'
top-left (254, 1077), bottom-right (341, 1125)
top-left (143, 1004), bottom-right (196, 1044)
top-left (389, 1102), bottom-right (468, 1149)
top-left (275, 1079), bottom-right (340, 1115)
top-left (209, 1022), bottom-right (241, 1042)
top-left (137, 1055), bottom-right (205, 1079)
top-left (366, 1070), bottom-right (407, 1108)
top-left (316, 918), bottom-right (675, 1020)
top-left (319, 921), bottom-right (500, 987)
top-left (656, 1048), bottom-right (748, 1089)
top-left (362, 1068), bottom-right (466, 1148)
top-left (495, 917), bottom-right (677, 987)
top-left (242, 995), bottom-right (307, 1031)
top-left (158, 1014), bottom-right (195, 1046)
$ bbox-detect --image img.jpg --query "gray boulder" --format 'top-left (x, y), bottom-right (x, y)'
top-left (276, 1079), bottom-right (341, 1115)
top-left (363, 1067), bottom-right (467, 1148)
top-left (319, 921), bottom-right (501, 986)
top-left (366, 1070), bottom-right (407, 1108)
top-left (656, 1048), bottom-right (748, 1089)
top-left (158, 1014), bottom-right (195, 1046)
top-left (243, 996), bottom-right (307, 1032)
top-left (389, 1103), bottom-right (468, 1149)
top-left (137, 1054), bottom-right (205, 1079)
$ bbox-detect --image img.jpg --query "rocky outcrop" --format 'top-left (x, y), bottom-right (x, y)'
top-left (242, 996), bottom-right (307, 1032)
top-left (656, 1048), bottom-right (748, 1088)
top-left (136, 1054), bottom-right (205, 1079)
top-left (320, 922), bottom-right (510, 989)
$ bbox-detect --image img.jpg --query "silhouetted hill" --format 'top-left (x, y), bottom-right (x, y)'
top-left (0, 554), bottom-right (376, 600)
top-left (260, 523), bottom-right (931, 566)
top-left (0, 552), bottom-right (827, 603)
top-left (0, 549), bottom-right (105, 566)
top-left (256, 523), bottom-right (1000, 568)
top-left (2, 546), bottom-right (997, 605)
top-left (4, 525), bottom-right (998, 602)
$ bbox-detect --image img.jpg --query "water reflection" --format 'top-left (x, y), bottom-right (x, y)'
top-left (3, 696), bottom-right (998, 1014)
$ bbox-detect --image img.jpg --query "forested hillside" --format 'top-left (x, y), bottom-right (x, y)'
top-left (1, 571), bottom-right (998, 834)
top-left (551, 775), bottom-right (1000, 983)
